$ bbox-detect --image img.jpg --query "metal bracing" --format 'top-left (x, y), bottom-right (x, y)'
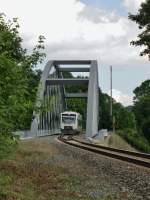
top-left (30, 60), bottom-right (54, 136)
top-left (65, 93), bottom-right (88, 98)
top-left (59, 72), bottom-right (67, 110)
top-left (30, 60), bottom-right (99, 138)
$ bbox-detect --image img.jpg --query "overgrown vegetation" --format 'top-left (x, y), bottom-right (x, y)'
top-left (111, 79), bottom-right (150, 153)
top-left (133, 80), bottom-right (150, 142)
top-left (0, 15), bottom-right (45, 158)
top-left (117, 129), bottom-right (150, 153)
top-left (99, 91), bottom-right (136, 131)
top-left (99, 91), bottom-right (150, 153)
top-left (113, 79), bottom-right (150, 153)
top-left (0, 135), bottom-right (17, 159)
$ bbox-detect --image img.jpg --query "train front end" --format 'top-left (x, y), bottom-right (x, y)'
top-left (60, 111), bottom-right (80, 134)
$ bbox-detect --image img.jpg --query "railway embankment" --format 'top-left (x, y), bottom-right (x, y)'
top-left (0, 136), bottom-right (150, 200)
top-left (75, 133), bottom-right (137, 151)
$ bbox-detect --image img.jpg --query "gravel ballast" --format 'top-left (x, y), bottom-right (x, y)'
top-left (54, 137), bottom-right (150, 200)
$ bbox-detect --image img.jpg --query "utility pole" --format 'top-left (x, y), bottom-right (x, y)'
top-left (110, 66), bottom-right (115, 133)
top-left (110, 65), bottom-right (112, 117)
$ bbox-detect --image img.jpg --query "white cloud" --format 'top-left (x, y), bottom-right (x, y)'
top-left (123, 0), bottom-right (146, 12)
top-left (78, 5), bottom-right (119, 23)
top-left (109, 89), bottom-right (133, 106)
top-left (0, 0), bottom-right (148, 65)
top-left (0, 0), bottom-right (149, 97)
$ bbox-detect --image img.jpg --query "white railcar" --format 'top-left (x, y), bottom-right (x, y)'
top-left (60, 111), bottom-right (82, 134)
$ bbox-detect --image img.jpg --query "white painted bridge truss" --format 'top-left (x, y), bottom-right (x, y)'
top-left (31, 60), bottom-right (99, 138)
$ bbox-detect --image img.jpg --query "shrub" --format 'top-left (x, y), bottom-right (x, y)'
top-left (117, 129), bottom-right (150, 153)
top-left (0, 134), bottom-right (17, 159)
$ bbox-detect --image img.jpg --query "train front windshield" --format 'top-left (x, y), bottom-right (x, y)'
top-left (62, 115), bottom-right (76, 124)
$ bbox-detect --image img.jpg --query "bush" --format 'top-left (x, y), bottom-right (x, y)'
top-left (141, 117), bottom-right (150, 142)
top-left (0, 135), bottom-right (17, 159)
top-left (117, 129), bottom-right (150, 153)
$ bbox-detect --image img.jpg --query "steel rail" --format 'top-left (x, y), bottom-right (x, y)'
top-left (58, 136), bottom-right (150, 169)
top-left (73, 138), bottom-right (150, 159)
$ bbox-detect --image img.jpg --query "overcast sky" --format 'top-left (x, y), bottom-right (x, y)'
top-left (0, 0), bottom-right (149, 106)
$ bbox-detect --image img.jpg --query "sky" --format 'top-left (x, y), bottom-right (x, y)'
top-left (0, 0), bottom-right (149, 106)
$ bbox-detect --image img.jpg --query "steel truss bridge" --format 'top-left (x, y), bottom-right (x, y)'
top-left (31, 60), bottom-right (99, 138)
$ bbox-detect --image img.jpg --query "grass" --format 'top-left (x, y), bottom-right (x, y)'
top-left (0, 138), bottom-right (115, 200)
top-left (93, 133), bottom-right (136, 151)
top-left (107, 134), bottom-right (136, 151)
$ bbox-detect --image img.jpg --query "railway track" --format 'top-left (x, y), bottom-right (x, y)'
top-left (58, 135), bottom-right (150, 169)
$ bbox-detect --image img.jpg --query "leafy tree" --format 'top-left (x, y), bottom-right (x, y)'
top-left (129, 0), bottom-right (150, 59)
top-left (133, 79), bottom-right (150, 142)
top-left (99, 90), bottom-right (112, 130)
top-left (133, 96), bottom-right (150, 141)
top-left (99, 89), bottom-right (136, 131)
top-left (0, 14), bottom-right (45, 143)
top-left (0, 55), bottom-right (27, 132)
top-left (113, 102), bottom-right (136, 130)
top-left (0, 15), bottom-right (25, 61)
top-left (133, 79), bottom-right (150, 100)
top-left (142, 116), bottom-right (150, 141)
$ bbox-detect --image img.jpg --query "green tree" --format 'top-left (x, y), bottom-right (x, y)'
top-left (129, 0), bottom-right (150, 59)
top-left (0, 14), bottom-right (45, 141)
top-left (0, 15), bottom-right (25, 61)
top-left (133, 79), bottom-right (150, 100)
top-left (99, 89), bottom-right (136, 131)
top-left (99, 90), bottom-right (112, 130)
top-left (113, 102), bottom-right (136, 130)
top-left (133, 79), bottom-right (150, 142)
top-left (133, 96), bottom-right (150, 142)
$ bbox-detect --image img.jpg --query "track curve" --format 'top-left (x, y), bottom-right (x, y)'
top-left (58, 135), bottom-right (150, 169)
